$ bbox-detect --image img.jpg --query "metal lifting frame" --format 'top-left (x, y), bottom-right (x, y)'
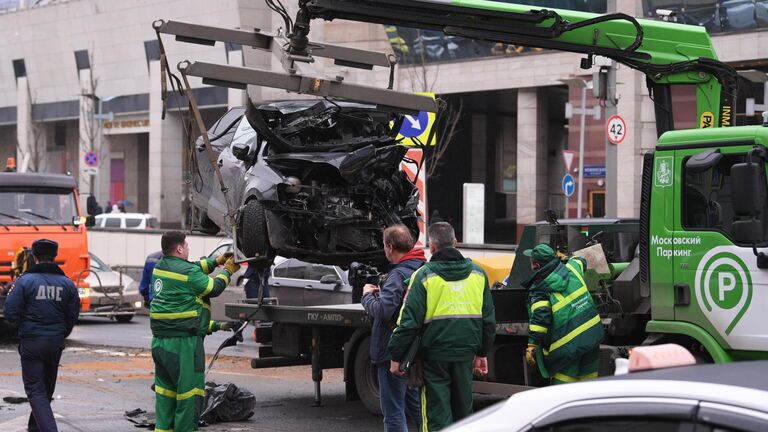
top-left (152, 19), bottom-right (438, 114)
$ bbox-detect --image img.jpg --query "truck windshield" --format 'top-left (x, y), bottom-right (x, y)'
top-left (0, 188), bottom-right (79, 226)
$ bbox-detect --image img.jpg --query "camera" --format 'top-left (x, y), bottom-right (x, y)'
top-left (349, 262), bottom-right (387, 303)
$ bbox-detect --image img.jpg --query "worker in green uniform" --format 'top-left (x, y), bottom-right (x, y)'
top-left (150, 231), bottom-right (240, 432)
top-left (522, 244), bottom-right (604, 385)
top-left (389, 222), bottom-right (496, 432)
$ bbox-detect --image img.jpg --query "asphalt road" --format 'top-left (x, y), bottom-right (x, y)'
top-left (0, 315), bottom-right (386, 432)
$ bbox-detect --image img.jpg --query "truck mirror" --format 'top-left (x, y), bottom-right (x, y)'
top-left (685, 149), bottom-right (722, 173)
top-left (73, 215), bottom-right (96, 227)
top-left (731, 219), bottom-right (763, 244)
top-left (320, 274), bottom-right (340, 284)
top-left (731, 162), bottom-right (766, 217)
top-left (232, 142), bottom-right (251, 161)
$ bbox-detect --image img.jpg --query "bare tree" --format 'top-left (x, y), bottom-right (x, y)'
top-left (79, 50), bottom-right (100, 195)
top-left (15, 86), bottom-right (46, 172)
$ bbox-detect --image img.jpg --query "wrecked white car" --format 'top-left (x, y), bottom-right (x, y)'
top-left (191, 99), bottom-right (420, 266)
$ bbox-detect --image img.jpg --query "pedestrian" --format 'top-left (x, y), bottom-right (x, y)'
top-left (521, 243), bottom-right (603, 384)
top-left (150, 231), bottom-right (240, 432)
top-left (243, 264), bottom-right (270, 300)
top-left (138, 250), bottom-right (163, 307)
top-left (361, 224), bottom-right (425, 432)
top-left (4, 239), bottom-right (80, 432)
top-left (388, 222), bottom-right (496, 431)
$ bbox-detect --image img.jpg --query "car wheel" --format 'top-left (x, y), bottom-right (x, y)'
top-left (239, 199), bottom-right (272, 258)
top-left (354, 336), bottom-right (381, 415)
top-left (115, 314), bottom-right (134, 323)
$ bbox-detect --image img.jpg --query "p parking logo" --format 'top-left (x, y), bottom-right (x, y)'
top-left (153, 279), bottom-right (163, 295)
top-left (695, 249), bottom-right (752, 335)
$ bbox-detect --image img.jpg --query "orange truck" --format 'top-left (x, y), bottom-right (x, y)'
top-left (0, 172), bottom-right (95, 319)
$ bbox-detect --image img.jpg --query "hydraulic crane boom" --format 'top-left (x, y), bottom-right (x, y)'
top-left (298, 0), bottom-right (738, 135)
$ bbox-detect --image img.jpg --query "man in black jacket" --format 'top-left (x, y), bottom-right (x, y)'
top-left (5, 239), bottom-right (80, 432)
top-left (361, 224), bottom-right (425, 432)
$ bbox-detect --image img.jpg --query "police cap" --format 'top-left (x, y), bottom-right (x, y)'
top-left (32, 239), bottom-right (58, 258)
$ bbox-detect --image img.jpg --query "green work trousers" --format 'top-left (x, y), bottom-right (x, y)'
top-left (420, 360), bottom-right (473, 432)
top-left (551, 347), bottom-right (600, 385)
top-left (152, 336), bottom-right (205, 432)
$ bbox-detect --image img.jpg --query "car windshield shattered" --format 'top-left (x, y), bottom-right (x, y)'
top-left (191, 99), bottom-right (420, 266)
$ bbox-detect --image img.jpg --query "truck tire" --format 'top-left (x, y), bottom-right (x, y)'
top-left (354, 336), bottom-right (381, 415)
top-left (239, 199), bottom-right (272, 259)
top-left (115, 314), bottom-right (134, 323)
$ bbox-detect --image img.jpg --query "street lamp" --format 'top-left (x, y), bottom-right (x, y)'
top-left (560, 78), bottom-right (600, 219)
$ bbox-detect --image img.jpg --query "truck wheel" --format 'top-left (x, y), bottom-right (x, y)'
top-left (354, 336), bottom-right (381, 415)
top-left (239, 199), bottom-right (272, 258)
top-left (115, 314), bottom-right (134, 323)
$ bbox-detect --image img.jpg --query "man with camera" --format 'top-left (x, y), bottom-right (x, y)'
top-left (361, 224), bottom-right (426, 432)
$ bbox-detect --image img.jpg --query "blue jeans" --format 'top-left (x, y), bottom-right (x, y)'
top-left (244, 267), bottom-right (270, 299)
top-left (377, 362), bottom-right (422, 432)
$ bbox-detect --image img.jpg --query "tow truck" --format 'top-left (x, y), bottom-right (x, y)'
top-left (153, 0), bottom-right (768, 413)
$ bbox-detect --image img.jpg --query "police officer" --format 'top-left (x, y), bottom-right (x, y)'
top-left (5, 239), bottom-right (80, 432)
top-left (150, 231), bottom-right (239, 432)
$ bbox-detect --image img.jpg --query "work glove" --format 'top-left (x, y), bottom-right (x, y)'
top-left (525, 344), bottom-right (537, 367)
top-left (216, 252), bottom-right (234, 266)
top-left (219, 321), bottom-right (238, 331)
top-left (224, 257), bottom-right (241, 275)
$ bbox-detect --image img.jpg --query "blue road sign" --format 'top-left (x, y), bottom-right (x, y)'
top-left (562, 173), bottom-right (575, 197)
top-left (84, 151), bottom-right (99, 167)
top-left (583, 165), bottom-right (605, 178)
top-left (399, 111), bottom-right (430, 138)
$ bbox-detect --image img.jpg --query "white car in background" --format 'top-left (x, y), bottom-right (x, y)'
top-left (95, 212), bottom-right (158, 230)
top-left (81, 252), bottom-right (142, 323)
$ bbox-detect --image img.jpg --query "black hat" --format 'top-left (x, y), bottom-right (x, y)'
top-left (32, 239), bottom-right (58, 257)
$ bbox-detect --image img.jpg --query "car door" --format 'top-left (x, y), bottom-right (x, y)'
top-left (303, 263), bottom-right (348, 306)
top-left (673, 147), bottom-right (768, 352)
top-left (207, 112), bottom-right (252, 229)
top-left (269, 259), bottom-right (310, 306)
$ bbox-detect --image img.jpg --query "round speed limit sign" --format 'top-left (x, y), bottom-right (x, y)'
top-left (606, 115), bottom-right (627, 145)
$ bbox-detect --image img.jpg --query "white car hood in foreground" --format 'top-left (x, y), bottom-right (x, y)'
top-left (446, 380), bottom-right (768, 432)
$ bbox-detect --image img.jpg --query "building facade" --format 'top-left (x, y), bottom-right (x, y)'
top-left (1, 0), bottom-right (767, 241)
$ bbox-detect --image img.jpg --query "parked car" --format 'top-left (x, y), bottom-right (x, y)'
top-left (446, 360), bottom-right (768, 432)
top-left (205, 242), bottom-right (248, 287)
top-left (190, 100), bottom-right (420, 266)
top-left (82, 252), bottom-right (142, 323)
top-left (95, 212), bottom-right (158, 229)
top-left (269, 256), bottom-right (352, 306)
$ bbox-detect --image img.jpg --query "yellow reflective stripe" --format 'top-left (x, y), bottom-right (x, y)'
top-left (208, 320), bottom-right (215, 332)
top-left (198, 277), bottom-right (214, 297)
top-left (549, 314), bottom-right (601, 353)
top-left (177, 387), bottom-right (205, 400)
top-left (153, 268), bottom-right (188, 282)
top-left (216, 273), bottom-right (230, 285)
top-left (421, 385), bottom-right (428, 432)
top-left (553, 373), bottom-right (577, 383)
top-left (196, 297), bottom-right (211, 311)
top-left (529, 324), bottom-right (548, 334)
top-left (566, 262), bottom-right (588, 290)
top-left (200, 259), bottom-right (210, 274)
top-left (531, 300), bottom-right (550, 312)
top-left (423, 272), bottom-right (485, 322)
top-left (551, 286), bottom-right (589, 313)
top-left (155, 429), bottom-right (173, 432)
top-left (150, 310), bottom-right (198, 320)
top-left (553, 292), bottom-right (564, 302)
top-left (155, 385), bottom-right (177, 398)
top-left (579, 372), bottom-right (598, 380)
top-left (572, 258), bottom-right (585, 273)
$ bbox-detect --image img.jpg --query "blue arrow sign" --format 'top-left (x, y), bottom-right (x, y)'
top-left (562, 173), bottom-right (575, 197)
top-left (399, 111), bottom-right (430, 138)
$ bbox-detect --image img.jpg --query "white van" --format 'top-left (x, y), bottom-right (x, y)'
top-left (95, 212), bottom-right (158, 230)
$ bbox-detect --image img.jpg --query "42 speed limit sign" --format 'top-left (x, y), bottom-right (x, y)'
top-left (606, 115), bottom-right (627, 145)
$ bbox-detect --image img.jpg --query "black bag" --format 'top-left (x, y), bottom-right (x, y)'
top-left (200, 381), bottom-right (255, 423)
top-left (399, 332), bottom-right (424, 389)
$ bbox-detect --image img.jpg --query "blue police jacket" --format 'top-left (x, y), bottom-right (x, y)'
top-left (361, 251), bottom-right (425, 363)
top-left (4, 262), bottom-right (80, 339)
top-left (139, 251), bottom-right (163, 301)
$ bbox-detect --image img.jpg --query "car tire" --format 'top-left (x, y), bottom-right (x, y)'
top-left (239, 199), bottom-right (272, 259)
top-left (354, 336), bottom-right (381, 415)
top-left (115, 314), bottom-right (134, 323)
